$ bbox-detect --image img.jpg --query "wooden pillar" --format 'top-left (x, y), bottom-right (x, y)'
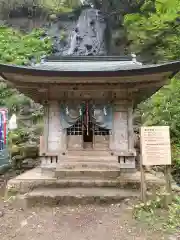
top-left (111, 101), bottom-right (128, 152)
top-left (48, 101), bottom-right (67, 154)
top-left (43, 102), bottom-right (49, 153)
top-left (111, 101), bottom-right (136, 169)
top-left (127, 103), bottom-right (134, 152)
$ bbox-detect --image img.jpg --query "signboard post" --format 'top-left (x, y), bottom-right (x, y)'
top-left (140, 126), bottom-right (172, 205)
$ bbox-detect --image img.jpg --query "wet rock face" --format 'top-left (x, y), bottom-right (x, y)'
top-left (67, 8), bottom-right (107, 56)
top-left (6, 7), bottom-right (108, 57)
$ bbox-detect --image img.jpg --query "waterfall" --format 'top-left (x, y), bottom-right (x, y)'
top-left (66, 7), bottom-right (107, 56)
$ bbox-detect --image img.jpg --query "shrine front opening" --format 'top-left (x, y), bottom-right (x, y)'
top-left (66, 102), bottom-right (111, 150)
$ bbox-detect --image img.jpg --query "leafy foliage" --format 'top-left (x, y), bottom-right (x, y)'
top-left (138, 78), bottom-right (180, 142)
top-left (133, 193), bottom-right (180, 232)
top-left (0, 25), bottom-right (51, 167)
top-left (124, 0), bottom-right (180, 182)
top-left (0, 81), bottom-right (43, 168)
top-left (0, 0), bottom-right (81, 19)
top-left (0, 82), bottom-right (29, 113)
top-left (0, 26), bottom-right (52, 65)
top-left (124, 0), bottom-right (180, 62)
top-left (137, 78), bottom-right (180, 179)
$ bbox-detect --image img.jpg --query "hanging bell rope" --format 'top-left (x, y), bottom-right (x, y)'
top-left (79, 107), bottom-right (82, 116)
top-left (103, 106), bottom-right (107, 116)
top-left (66, 106), bottom-right (69, 115)
top-left (86, 102), bottom-right (89, 136)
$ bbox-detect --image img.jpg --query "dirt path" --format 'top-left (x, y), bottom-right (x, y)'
top-left (0, 199), bottom-right (174, 240)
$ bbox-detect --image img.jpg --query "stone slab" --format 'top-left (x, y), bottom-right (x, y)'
top-left (55, 169), bottom-right (121, 179)
top-left (21, 187), bottom-right (139, 207)
top-left (57, 161), bottom-right (121, 169)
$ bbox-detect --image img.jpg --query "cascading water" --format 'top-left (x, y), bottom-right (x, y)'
top-left (40, 3), bottom-right (108, 59)
top-left (67, 8), bottom-right (107, 56)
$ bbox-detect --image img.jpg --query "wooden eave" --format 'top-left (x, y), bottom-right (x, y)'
top-left (0, 61), bottom-right (179, 78)
top-left (0, 61), bottom-right (179, 105)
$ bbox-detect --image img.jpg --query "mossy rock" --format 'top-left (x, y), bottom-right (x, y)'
top-left (12, 155), bottom-right (24, 162)
top-left (49, 14), bottom-right (57, 21)
top-left (11, 155), bottom-right (24, 169)
top-left (11, 144), bottom-right (20, 155)
top-left (31, 124), bottom-right (43, 135)
top-left (19, 144), bottom-right (38, 158)
top-left (10, 133), bottom-right (20, 142)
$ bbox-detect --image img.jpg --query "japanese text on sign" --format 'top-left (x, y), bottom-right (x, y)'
top-left (140, 126), bottom-right (171, 166)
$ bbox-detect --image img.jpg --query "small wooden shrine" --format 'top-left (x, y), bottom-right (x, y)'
top-left (0, 56), bottom-right (180, 174)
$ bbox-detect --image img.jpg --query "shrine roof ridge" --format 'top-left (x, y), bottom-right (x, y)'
top-left (0, 60), bottom-right (179, 78)
top-left (45, 55), bottom-right (134, 62)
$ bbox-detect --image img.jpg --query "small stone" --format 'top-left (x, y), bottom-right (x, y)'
top-left (11, 233), bottom-right (16, 238)
top-left (124, 198), bottom-right (130, 204)
top-left (99, 220), bottom-right (102, 224)
top-left (32, 224), bottom-right (36, 229)
top-left (169, 236), bottom-right (177, 240)
top-left (126, 206), bottom-right (133, 210)
top-left (21, 219), bottom-right (28, 227)
top-left (49, 14), bottom-right (57, 21)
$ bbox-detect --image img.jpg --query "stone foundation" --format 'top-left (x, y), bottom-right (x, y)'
top-left (6, 167), bottom-right (179, 196)
top-left (5, 167), bottom-right (180, 208)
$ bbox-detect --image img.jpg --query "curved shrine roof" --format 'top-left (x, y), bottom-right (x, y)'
top-left (0, 57), bottom-right (179, 78)
top-left (0, 56), bottom-right (179, 104)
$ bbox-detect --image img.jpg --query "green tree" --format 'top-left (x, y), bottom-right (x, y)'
top-left (124, 0), bottom-right (180, 135)
top-left (124, 0), bottom-right (180, 62)
top-left (0, 25), bottom-right (52, 167)
top-left (124, 0), bottom-right (180, 180)
top-left (0, 26), bottom-right (52, 65)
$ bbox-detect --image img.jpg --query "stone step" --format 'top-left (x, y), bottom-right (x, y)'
top-left (55, 169), bottom-right (120, 179)
top-left (58, 161), bottom-right (120, 170)
top-left (7, 178), bottom-right (142, 195)
top-left (36, 179), bottom-right (140, 189)
top-left (60, 159), bottom-right (117, 163)
top-left (62, 156), bottom-right (117, 161)
top-left (7, 168), bottom-right (171, 197)
top-left (19, 188), bottom-right (139, 207)
top-left (67, 150), bottom-right (113, 157)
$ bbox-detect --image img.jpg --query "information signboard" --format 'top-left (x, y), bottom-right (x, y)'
top-left (140, 126), bottom-right (171, 166)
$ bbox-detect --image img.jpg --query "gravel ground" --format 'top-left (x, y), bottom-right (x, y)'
top-left (0, 199), bottom-right (175, 240)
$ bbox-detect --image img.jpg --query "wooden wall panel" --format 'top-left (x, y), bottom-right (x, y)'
top-left (112, 111), bottom-right (128, 151)
top-left (93, 135), bottom-right (109, 150)
top-left (67, 136), bottom-right (82, 150)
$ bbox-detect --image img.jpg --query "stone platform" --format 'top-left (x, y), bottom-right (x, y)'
top-left (6, 168), bottom-right (167, 194)
top-left (5, 167), bottom-right (180, 207)
top-left (41, 150), bottom-right (135, 178)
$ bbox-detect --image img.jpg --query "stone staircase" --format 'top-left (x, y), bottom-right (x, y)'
top-left (55, 150), bottom-right (121, 179)
top-left (9, 150), bottom-right (140, 207)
